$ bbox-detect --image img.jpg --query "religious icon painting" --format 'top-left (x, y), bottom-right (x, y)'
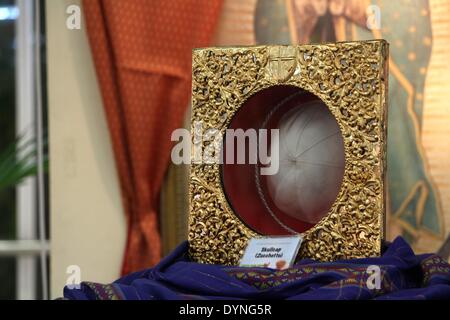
top-left (188, 40), bottom-right (389, 265)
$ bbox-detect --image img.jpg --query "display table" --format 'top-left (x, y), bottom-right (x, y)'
top-left (63, 237), bottom-right (450, 300)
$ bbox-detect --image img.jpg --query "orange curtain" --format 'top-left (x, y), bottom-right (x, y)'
top-left (83, 0), bottom-right (223, 274)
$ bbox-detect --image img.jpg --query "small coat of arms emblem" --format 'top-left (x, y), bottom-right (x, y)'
top-left (266, 46), bottom-right (298, 82)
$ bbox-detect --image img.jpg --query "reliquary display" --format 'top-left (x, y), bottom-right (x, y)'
top-left (188, 40), bottom-right (389, 265)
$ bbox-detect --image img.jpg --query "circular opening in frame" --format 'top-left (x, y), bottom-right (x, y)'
top-left (221, 85), bottom-right (345, 235)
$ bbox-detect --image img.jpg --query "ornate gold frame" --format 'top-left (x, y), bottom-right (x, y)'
top-left (189, 40), bottom-right (388, 265)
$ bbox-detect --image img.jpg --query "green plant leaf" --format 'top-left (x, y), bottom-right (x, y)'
top-left (0, 134), bottom-right (48, 192)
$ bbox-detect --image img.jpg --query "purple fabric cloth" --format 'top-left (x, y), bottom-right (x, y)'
top-left (64, 237), bottom-right (450, 300)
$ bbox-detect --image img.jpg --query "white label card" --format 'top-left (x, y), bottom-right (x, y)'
top-left (239, 236), bottom-right (303, 270)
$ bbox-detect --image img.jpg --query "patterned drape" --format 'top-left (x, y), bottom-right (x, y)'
top-left (82, 0), bottom-right (223, 274)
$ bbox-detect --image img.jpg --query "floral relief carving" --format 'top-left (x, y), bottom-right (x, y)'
top-left (189, 40), bottom-right (388, 265)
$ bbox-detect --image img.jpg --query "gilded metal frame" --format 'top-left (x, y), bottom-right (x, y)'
top-left (189, 40), bottom-right (388, 265)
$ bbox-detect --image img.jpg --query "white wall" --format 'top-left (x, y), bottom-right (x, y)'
top-left (47, 0), bottom-right (126, 299)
